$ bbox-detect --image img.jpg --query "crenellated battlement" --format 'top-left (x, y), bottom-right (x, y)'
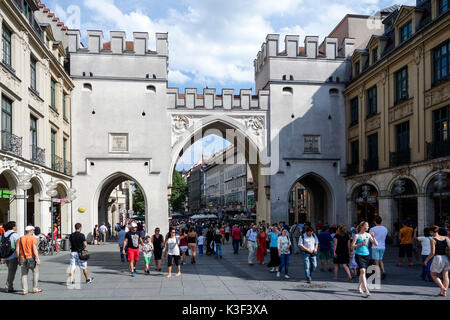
top-left (66, 30), bottom-right (168, 56)
top-left (254, 34), bottom-right (355, 74)
top-left (167, 88), bottom-right (269, 110)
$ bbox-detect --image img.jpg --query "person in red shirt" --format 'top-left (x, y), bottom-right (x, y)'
top-left (0, 223), bottom-right (5, 236)
top-left (232, 225), bottom-right (241, 254)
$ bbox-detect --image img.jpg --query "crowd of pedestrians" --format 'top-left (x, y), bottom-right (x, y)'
top-left (0, 215), bottom-right (448, 298)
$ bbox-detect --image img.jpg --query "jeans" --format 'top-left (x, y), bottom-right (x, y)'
top-left (5, 259), bottom-right (18, 290)
top-left (20, 261), bottom-right (39, 293)
top-left (232, 239), bottom-right (240, 254)
top-left (215, 243), bottom-right (222, 258)
top-left (302, 252), bottom-right (317, 280)
top-left (421, 255), bottom-right (433, 281)
top-left (279, 253), bottom-right (290, 275)
top-left (198, 245), bottom-right (203, 255)
top-left (119, 246), bottom-right (125, 262)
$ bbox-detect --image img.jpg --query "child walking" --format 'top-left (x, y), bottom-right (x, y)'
top-left (142, 235), bottom-right (154, 274)
top-left (198, 234), bottom-right (205, 255)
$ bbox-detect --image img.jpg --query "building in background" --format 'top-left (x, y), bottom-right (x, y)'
top-left (345, 0), bottom-right (449, 235)
top-left (0, 0), bottom-right (73, 236)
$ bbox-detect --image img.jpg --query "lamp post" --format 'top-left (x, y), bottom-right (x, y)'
top-left (17, 170), bottom-right (32, 233)
top-left (361, 185), bottom-right (370, 222)
top-left (67, 188), bottom-right (77, 233)
top-left (392, 179), bottom-right (405, 234)
top-left (434, 172), bottom-right (447, 225)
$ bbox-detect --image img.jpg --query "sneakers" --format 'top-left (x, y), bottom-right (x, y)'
top-left (86, 277), bottom-right (95, 284)
top-left (276, 272), bottom-right (280, 278)
top-left (269, 268), bottom-right (276, 273)
top-left (285, 275), bottom-right (290, 279)
top-left (131, 272), bottom-right (135, 277)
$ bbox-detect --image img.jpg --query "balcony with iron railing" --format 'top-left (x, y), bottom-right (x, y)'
top-left (51, 155), bottom-right (72, 175)
top-left (1, 131), bottom-right (22, 157)
top-left (346, 163), bottom-right (359, 176)
top-left (30, 144), bottom-right (45, 166)
top-left (390, 148), bottom-right (411, 167)
top-left (64, 160), bottom-right (72, 176)
top-left (364, 158), bottom-right (378, 173)
top-left (426, 140), bottom-right (450, 160)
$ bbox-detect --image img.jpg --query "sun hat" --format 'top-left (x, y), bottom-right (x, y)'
top-left (130, 222), bottom-right (138, 228)
top-left (25, 226), bottom-right (35, 231)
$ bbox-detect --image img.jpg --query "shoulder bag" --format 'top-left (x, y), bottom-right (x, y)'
top-left (78, 247), bottom-right (90, 261)
top-left (19, 238), bottom-right (36, 269)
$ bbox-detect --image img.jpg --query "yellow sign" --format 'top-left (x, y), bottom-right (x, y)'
top-left (78, 207), bottom-right (86, 213)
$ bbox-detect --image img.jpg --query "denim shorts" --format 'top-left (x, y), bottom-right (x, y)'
top-left (371, 248), bottom-right (385, 260)
top-left (70, 252), bottom-right (87, 270)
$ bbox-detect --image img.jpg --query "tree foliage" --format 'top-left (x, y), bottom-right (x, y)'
top-left (170, 170), bottom-right (187, 213)
top-left (133, 183), bottom-right (145, 214)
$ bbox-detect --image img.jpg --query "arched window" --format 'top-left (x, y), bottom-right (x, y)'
top-left (282, 75), bottom-right (287, 81)
top-left (289, 75), bottom-right (294, 81)
top-left (83, 83), bottom-right (92, 91)
top-left (146, 85), bottom-right (156, 93)
top-left (329, 88), bottom-right (339, 95)
top-left (282, 87), bottom-right (293, 94)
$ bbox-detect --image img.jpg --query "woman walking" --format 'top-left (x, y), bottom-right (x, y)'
top-left (187, 227), bottom-right (198, 264)
top-left (179, 228), bottom-right (188, 264)
top-left (152, 228), bottom-right (164, 272)
top-left (214, 229), bottom-right (223, 259)
top-left (414, 227), bottom-right (433, 282)
top-left (267, 225), bottom-right (280, 272)
top-left (333, 224), bottom-right (352, 281)
top-left (351, 221), bottom-right (378, 297)
top-left (424, 226), bottom-right (450, 296)
top-left (257, 227), bottom-right (267, 265)
top-left (53, 223), bottom-right (60, 252)
top-left (164, 229), bottom-right (181, 278)
top-left (277, 229), bottom-right (291, 279)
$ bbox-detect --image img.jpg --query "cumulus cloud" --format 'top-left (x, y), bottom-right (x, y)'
top-left (52, 0), bottom-right (416, 90)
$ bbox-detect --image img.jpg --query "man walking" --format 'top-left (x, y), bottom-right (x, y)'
top-left (118, 225), bottom-right (127, 263)
top-left (122, 222), bottom-right (145, 277)
top-left (298, 227), bottom-right (319, 283)
top-left (397, 220), bottom-right (414, 267)
top-left (369, 216), bottom-right (388, 279)
top-left (245, 224), bottom-right (258, 266)
top-left (16, 226), bottom-right (41, 295)
top-left (232, 224), bottom-right (241, 254)
top-left (1, 221), bottom-right (19, 293)
top-left (290, 222), bottom-right (302, 254)
top-left (69, 223), bottom-right (94, 285)
top-left (99, 223), bottom-right (108, 245)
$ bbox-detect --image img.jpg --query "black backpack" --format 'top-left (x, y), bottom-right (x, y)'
top-left (0, 232), bottom-right (16, 259)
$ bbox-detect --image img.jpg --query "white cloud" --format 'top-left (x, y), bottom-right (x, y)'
top-left (57, 0), bottom-right (417, 89)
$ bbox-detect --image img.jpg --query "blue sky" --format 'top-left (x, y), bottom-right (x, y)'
top-left (43, 0), bottom-right (415, 170)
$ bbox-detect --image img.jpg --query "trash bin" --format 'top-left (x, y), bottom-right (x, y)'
top-left (63, 237), bottom-right (70, 251)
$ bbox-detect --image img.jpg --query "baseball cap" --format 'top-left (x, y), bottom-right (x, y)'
top-left (130, 222), bottom-right (138, 228)
top-left (25, 226), bottom-right (35, 231)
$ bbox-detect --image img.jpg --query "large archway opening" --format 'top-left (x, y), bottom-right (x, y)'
top-left (171, 119), bottom-right (264, 222)
top-left (351, 184), bottom-right (379, 226)
top-left (0, 170), bottom-right (18, 225)
top-left (391, 178), bottom-right (418, 230)
top-left (97, 173), bottom-right (147, 238)
top-left (287, 173), bottom-right (332, 229)
top-left (426, 172), bottom-right (450, 226)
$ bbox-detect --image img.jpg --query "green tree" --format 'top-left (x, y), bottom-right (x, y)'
top-left (170, 170), bottom-right (187, 213)
top-left (133, 184), bottom-right (145, 214)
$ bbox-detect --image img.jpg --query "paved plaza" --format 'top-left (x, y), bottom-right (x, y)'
top-left (0, 241), bottom-right (448, 300)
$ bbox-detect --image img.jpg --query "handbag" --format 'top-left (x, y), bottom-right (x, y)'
top-left (78, 248), bottom-right (90, 261)
top-left (20, 239), bottom-right (36, 269)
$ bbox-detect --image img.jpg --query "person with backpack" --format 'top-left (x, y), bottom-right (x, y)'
top-left (298, 226), bottom-right (319, 283)
top-left (0, 221), bottom-right (19, 293)
top-left (69, 223), bottom-right (94, 285)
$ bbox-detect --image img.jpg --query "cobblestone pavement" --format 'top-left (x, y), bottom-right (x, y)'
top-left (0, 240), bottom-right (448, 300)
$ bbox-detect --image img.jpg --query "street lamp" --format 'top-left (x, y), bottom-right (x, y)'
top-left (17, 170), bottom-right (32, 233)
top-left (46, 181), bottom-right (58, 255)
top-left (392, 179), bottom-right (405, 232)
top-left (66, 188), bottom-right (77, 233)
top-left (361, 185), bottom-right (370, 222)
top-left (434, 172), bottom-right (447, 225)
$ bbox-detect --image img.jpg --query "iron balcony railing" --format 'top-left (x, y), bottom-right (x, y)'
top-left (30, 144), bottom-right (45, 166)
top-left (1, 131), bottom-right (22, 157)
top-left (390, 148), bottom-right (411, 167)
top-left (364, 158), bottom-right (378, 173)
top-left (426, 140), bottom-right (450, 160)
top-left (51, 155), bottom-right (72, 175)
top-left (346, 163), bottom-right (359, 176)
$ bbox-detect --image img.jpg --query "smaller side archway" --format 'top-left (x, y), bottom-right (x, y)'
top-left (0, 169), bottom-right (18, 225)
top-left (389, 177), bottom-right (418, 232)
top-left (424, 171), bottom-right (450, 226)
top-left (350, 183), bottom-right (379, 227)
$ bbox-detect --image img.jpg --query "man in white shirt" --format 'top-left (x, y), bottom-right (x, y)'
top-left (99, 224), bottom-right (108, 245)
top-left (369, 216), bottom-right (388, 280)
top-left (245, 225), bottom-right (258, 266)
top-left (298, 227), bottom-right (319, 283)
